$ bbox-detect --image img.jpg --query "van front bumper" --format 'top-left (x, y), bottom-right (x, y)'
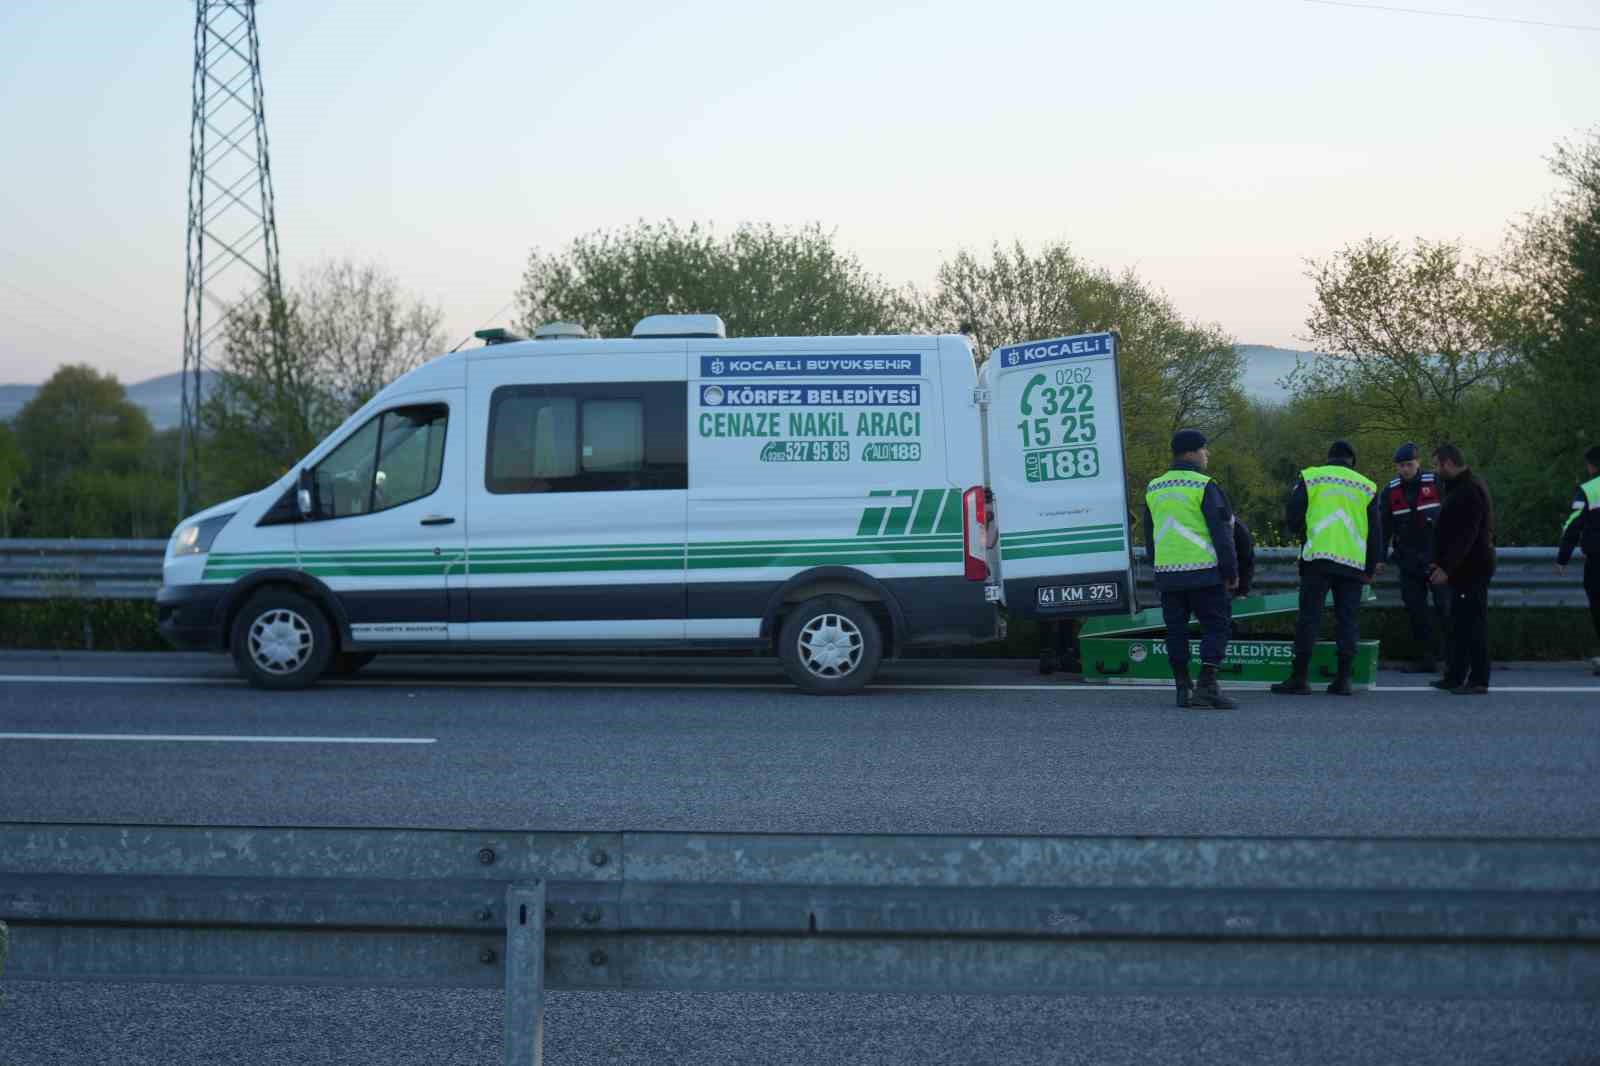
top-left (157, 583), bottom-right (227, 651)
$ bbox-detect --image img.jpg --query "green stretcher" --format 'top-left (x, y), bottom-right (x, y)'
top-left (1077, 586), bottom-right (1381, 689)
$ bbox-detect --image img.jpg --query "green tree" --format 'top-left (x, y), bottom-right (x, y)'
top-left (927, 241), bottom-right (1242, 535)
top-left (201, 260), bottom-right (446, 505)
top-left (1494, 128), bottom-right (1600, 543)
top-left (514, 221), bottom-right (919, 338)
top-left (0, 421), bottom-right (26, 537)
top-left (1297, 237), bottom-right (1518, 441)
top-left (13, 365), bottom-right (171, 537)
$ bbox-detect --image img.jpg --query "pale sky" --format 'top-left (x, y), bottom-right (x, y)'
top-left (1, 0), bottom-right (1595, 385)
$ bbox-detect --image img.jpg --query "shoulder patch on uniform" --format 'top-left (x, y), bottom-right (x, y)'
top-left (1420, 473), bottom-right (1436, 481)
top-left (1386, 478), bottom-right (1401, 488)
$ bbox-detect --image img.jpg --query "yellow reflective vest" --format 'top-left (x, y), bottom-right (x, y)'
top-left (1562, 475), bottom-right (1600, 536)
top-left (1300, 464), bottom-right (1377, 571)
top-left (1146, 470), bottom-right (1217, 574)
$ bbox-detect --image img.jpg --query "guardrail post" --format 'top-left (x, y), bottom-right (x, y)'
top-left (504, 880), bottom-right (546, 1066)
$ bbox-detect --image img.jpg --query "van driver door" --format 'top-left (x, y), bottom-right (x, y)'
top-left (293, 388), bottom-right (466, 644)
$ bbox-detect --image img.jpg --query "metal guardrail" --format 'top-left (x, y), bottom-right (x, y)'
top-left (3, 823), bottom-right (1598, 1064)
top-left (1193, 547), bottom-right (1591, 609)
top-left (0, 538), bottom-right (167, 600)
top-left (0, 540), bottom-right (1587, 607)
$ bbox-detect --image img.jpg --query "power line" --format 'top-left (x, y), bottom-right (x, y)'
top-left (1300, 0), bottom-right (1600, 32)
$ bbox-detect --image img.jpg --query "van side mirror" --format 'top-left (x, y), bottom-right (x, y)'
top-left (297, 468), bottom-right (314, 518)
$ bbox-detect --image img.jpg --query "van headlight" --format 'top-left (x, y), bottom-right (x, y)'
top-left (170, 513), bottom-right (236, 558)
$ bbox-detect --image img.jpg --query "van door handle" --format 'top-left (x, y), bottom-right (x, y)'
top-left (420, 515), bottom-right (456, 526)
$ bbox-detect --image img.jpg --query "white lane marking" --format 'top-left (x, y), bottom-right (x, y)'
top-left (1373, 686), bottom-right (1600, 694)
top-left (0, 675), bottom-right (223, 685)
top-left (0, 733), bottom-right (435, 744)
top-left (2, 673), bottom-right (1599, 695)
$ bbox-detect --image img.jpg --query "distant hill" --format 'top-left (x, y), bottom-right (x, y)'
top-left (1236, 345), bottom-right (1321, 405)
top-left (0, 370), bottom-right (218, 429)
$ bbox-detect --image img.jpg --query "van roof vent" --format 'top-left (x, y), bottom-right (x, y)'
top-left (631, 313), bottom-right (726, 339)
top-left (532, 321), bottom-right (589, 340)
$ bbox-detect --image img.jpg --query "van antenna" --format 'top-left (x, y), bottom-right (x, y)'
top-left (448, 298), bottom-right (518, 353)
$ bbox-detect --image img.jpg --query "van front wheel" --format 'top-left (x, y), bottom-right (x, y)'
top-left (778, 596), bottom-right (882, 695)
top-left (230, 589), bottom-right (335, 690)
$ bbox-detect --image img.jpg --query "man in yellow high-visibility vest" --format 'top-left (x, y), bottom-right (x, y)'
top-left (1141, 429), bottom-right (1240, 710)
top-left (1272, 440), bottom-right (1382, 696)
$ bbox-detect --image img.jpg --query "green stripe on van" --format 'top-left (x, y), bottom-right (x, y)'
top-left (1001, 539), bottom-right (1126, 561)
top-left (878, 490), bottom-right (919, 536)
top-left (468, 557), bottom-right (684, 575)
top-left (690, 548), bottom-right (961, 570)
top-left (203, 529), bottom-right (972, 581)
top-left (910, 490), bottom-right (945, 535)
top-left (855, 489), bottom-right (895, 537)
top-left (1002, 524), bottom-right (1124, 543)
top-left (690, 535), bottom-right (956, 553)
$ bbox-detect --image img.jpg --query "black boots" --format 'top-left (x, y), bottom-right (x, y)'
top-left (1190, 664), bottom-right (1237, 710)
top-left (1326, 655), bottom-right (1354, 696)
top-left (1173, 666), bottom-right (1193, 708)
top-left (1271, 657), bottom-right (1312, 695)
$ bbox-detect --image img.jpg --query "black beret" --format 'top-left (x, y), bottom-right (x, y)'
top-left (1586, 445), bottom-right (1600, 467)
top-left (1393, 442), bottom-right (1418, 463)
top-left (1329, 439), bottom-right (1357, 463)
top-left (1171, 429), bottom-right (1208, 454)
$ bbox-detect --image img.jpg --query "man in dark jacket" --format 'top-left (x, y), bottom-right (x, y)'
top-left (1272, 440), bottom-right (1382, 697)
top-left (1380, 442), bottom-right (1449, 673)
top-left (1555, 444), bottom-right (1600, 676)
top-left (1142, 429), bottom-right (1239, 710)
top-left (1428, 443), bottom-right (1496, 695)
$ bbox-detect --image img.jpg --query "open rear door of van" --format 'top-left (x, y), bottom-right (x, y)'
top-left (980, 331), bottom-right (1136, 619)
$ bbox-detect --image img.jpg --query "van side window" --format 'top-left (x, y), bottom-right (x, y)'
top-left (581, 399), bottom-right (644, 472)
top-left (486, 383), bottom-right (685, 494)
top-left (311, 404), bottom-right (448, 519)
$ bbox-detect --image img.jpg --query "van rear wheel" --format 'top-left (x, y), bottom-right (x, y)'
top-left (778, 595), bottom-right (882, 695)
top-left (230, 589), bottom-right (335, 690)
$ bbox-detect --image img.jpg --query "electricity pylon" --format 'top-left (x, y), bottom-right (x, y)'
top-left (178, 0), bottom-right (286, 516)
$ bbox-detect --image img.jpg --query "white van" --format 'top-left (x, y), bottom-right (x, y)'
top-left (158, 316), bottom-right (1135, 693)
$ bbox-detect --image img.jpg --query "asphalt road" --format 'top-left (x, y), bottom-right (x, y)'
top-left (3, 650), bottom-right (1598, 1065)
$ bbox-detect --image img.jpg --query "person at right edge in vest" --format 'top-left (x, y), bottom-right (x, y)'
top-left (1143, 429), bottom-right (1240, 710)
top-left (1271, 440), bottom-right (1381, 696)
top-left (1379, 442), bottom-right (1449, 674)
top-left (1555, 444), bottom-right (1600, 676)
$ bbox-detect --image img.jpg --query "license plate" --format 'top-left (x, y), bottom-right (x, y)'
top-left (1037, 582), bottom-right (1120, 607)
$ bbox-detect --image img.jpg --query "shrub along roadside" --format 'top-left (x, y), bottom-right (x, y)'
top-left (1, 599), bottom-right (168, 652)
top-left (0, 599), bottom-right (1592, 663)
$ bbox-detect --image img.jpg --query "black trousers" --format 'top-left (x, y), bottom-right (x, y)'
top-left (1398, 567), bottom-right (1450, 658)
top-left (1444, 579), bottom-right (1491, 688)
top-left (1161, 584), bottom-right (1231, 673)
top-left (1294, 569), bottom-right (1363, 662)
top-left (1038, 618), bottom-right (1081, 667)
top-left (1585, 563), bottom-right (1600, 645)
